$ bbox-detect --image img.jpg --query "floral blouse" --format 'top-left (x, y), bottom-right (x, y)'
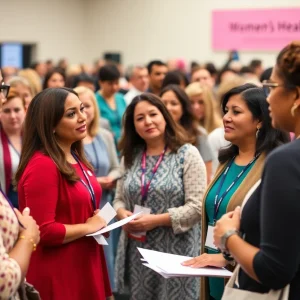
top-left (0, 192), bottom-right (21, 300)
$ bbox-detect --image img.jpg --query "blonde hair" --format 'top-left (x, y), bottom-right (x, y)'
top-left (185, 82), bottom-right (222, 133)
top-left (73, 86), bottom-right (100, 137)
top-left (216, 75), bottom-right (247, 105)
top-left (18, 69), bottom-right (42, 96)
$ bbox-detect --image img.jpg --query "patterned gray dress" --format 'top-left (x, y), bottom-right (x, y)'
top-left (113, 144), bottom-right (207, 300)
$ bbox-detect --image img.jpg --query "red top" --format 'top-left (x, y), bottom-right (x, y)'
top-left (18, 151), bottom-right (111, 300)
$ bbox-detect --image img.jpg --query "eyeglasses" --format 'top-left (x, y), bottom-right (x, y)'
top-left (0, 83), bottom-right (10, 99)
top-left (262, 80), bottom-right (284, 97)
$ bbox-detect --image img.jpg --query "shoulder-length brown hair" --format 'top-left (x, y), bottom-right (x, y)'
top-left (15, 87), bottom-right (92, 184)
top-left (160, 84), bottom-right (200, 145)
top-left (119, 93), bottom-right (189, 169)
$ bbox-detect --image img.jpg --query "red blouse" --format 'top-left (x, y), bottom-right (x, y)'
top-left (18, 151), bottom-right (111, 300)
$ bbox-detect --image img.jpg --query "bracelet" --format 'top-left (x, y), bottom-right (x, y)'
top-left (222, 251), bottom-right (234, 261)
top-left (222, 252), bottom-right (236, 267)
top-left (19, 235), bottom-right (37, 251)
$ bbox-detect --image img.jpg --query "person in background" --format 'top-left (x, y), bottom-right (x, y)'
top-left (74, 86), bottom-right (121, 295)
top-left (43, 68), bottom-right (66, 89)
top-left (124, 65), bottom-right (149, 106)
top-left (8, 76), bottom-right (33, 109)
top-left (95, 65), bottom-right (126, 145)
top-left (147, 60), bottom-right (168, 96)
top-left (0, 68), bottom-right (40, 300)
top-left (113, 93), bottom-right (207, 300)
top-left (214, 40), bottom-right (300, 300)
top-left (190, 67), bottom-right (215, 90)
top-left (73, 73), bottom-right (96, 92)
top-left (0, 88), bottom-right (26, 208)
top-left (18, 68), bottom-right (42, 97)
top-left (183, 84), bottom-right (289, 300)
top-left (249, 59), bottom-right (264, 78)
top-left (161, 70), bottom-right (188, 89)
top-left (57, 58), bottom-right (69, 73)
top-left (160, 84), bottom-right (213, 181)
top-left (16, 87), bottom-right (111, 300)
top-left (45, 59), bottom-right (54, 72)
top-left (2, 66), bottom-right (18, 82)
top-left (30, 61), bottom-right (47, 82)
top-left (259, 67), bottom-right (273, 83)
top-left (185, 82), bottom-right (222, 134)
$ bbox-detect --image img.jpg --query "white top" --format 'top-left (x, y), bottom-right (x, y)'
top-left (124, 86), bottom-right (143, 106)
top-left (207, 127), bottom-right (230, 176)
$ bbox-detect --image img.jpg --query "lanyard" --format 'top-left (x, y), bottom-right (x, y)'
top-left (213, 155), bottom-right (259, 224)
top-left (7, 137), bottom-right (22, 157)
top-left (0, 186), bottom-right (24, 228)
top-left (72, 152), bottom-right (96, 210)
top-left (141, 146), bottom-right (167, 205)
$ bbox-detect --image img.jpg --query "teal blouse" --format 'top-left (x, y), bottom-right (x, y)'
top-left (95, 92), bottom-right (126, 145)
top-left (205, 161), bottom-right (254, 300)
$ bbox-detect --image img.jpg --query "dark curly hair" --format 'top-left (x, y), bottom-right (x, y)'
top-left (276, 41), bottom-right (300, 88)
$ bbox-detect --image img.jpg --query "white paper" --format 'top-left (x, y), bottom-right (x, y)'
top-left (129, 205), bottom-right (151, 239)
top-left (93, 234), bottom-right (108, 245)
top-left (87, 212), bottom-right (142, 236)
top-left (138, 248), bottom-right (232, 278)
top-left (93, 203), bottom-right (117, 245)
top-left (97, 202), bottom-right (117, 223)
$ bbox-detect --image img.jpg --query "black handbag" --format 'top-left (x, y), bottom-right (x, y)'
top-left (18, 282), bottom-right (41, 300)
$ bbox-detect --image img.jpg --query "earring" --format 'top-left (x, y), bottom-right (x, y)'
top-left (256, 128), bottom-right (260, 139)
top-left (291, 104), bottom-right (299, 117)
top-left (53, 130), bottom-right (56, 134)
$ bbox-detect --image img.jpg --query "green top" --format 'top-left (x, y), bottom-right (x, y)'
top-left (205, 160), bottom-right (254, 300)
top-left (95, 92), bottom-right (126, 145)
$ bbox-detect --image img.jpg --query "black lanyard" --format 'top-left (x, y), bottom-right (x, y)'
top-left (213, 155), bottom-right (259, 224)
top-left (72, 152), bottom-right (96, 210)
top-left (141, 146), bottom-right (167, 206)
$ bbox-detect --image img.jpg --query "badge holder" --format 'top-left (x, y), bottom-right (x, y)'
top-left (205, 223), bottom-right (219, 252)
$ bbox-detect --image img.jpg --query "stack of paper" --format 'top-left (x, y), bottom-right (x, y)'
top-left (138, 248), bottom-right (232, 278)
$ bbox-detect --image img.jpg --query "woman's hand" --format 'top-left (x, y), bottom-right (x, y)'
top-left (85, 213), bottom-right (107, 234)
top-left (97, 176), bottom-right (115, 190)
top-left (14, 207), bottom-right (40, 245)
top-left (128, 214), bottom-right (158, 232)
top-left (182, 253), bottom-right (227, 268)
top-left (214, 206), bottom-right (241, 249)
top-left (116, 208), bottom-right (133, 233)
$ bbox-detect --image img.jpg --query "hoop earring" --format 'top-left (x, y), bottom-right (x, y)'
top-left (291, 104), bottom-right (299, 117)
top-left (256, 128), bottom-right (260, 139)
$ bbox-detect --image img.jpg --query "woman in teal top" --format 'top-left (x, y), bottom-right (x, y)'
top-left (95, 65), bottom-right (126, 145)
top-left (183, 84), bottom-right (289, 300)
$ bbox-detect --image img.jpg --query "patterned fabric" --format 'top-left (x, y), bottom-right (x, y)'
top-left (0, 192), bottom-right (21, 300)
top-left (113, 144), bottom-right (207, 300)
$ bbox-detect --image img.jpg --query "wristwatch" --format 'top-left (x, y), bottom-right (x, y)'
top-left (220, 229), bottom-right (239, 252)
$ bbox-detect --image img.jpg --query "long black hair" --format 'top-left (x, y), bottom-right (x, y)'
top-left (219, 83), bottom-right (290, 163)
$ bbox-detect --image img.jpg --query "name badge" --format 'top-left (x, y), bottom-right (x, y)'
top-left (205, 225), bottom-right (218, 251)
top-left (128, 205), bottom-right (151, 242)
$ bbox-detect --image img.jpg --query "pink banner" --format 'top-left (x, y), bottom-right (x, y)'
top-left (212, 8), bottom-right (300, 50)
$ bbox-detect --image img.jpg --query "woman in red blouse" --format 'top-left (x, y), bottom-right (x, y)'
top-left (15, 87), bottom-right (111, 300)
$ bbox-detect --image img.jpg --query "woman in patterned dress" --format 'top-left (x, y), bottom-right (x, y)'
top-left (0, 69), bottom-right (40, 300)
top-left (113, 93), bottom-right (207, 300)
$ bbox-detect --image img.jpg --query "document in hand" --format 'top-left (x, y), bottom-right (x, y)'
top-left (138, 248), bottom-right (232, 278)
top-left (87, 211), bottom-right (142, 236)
